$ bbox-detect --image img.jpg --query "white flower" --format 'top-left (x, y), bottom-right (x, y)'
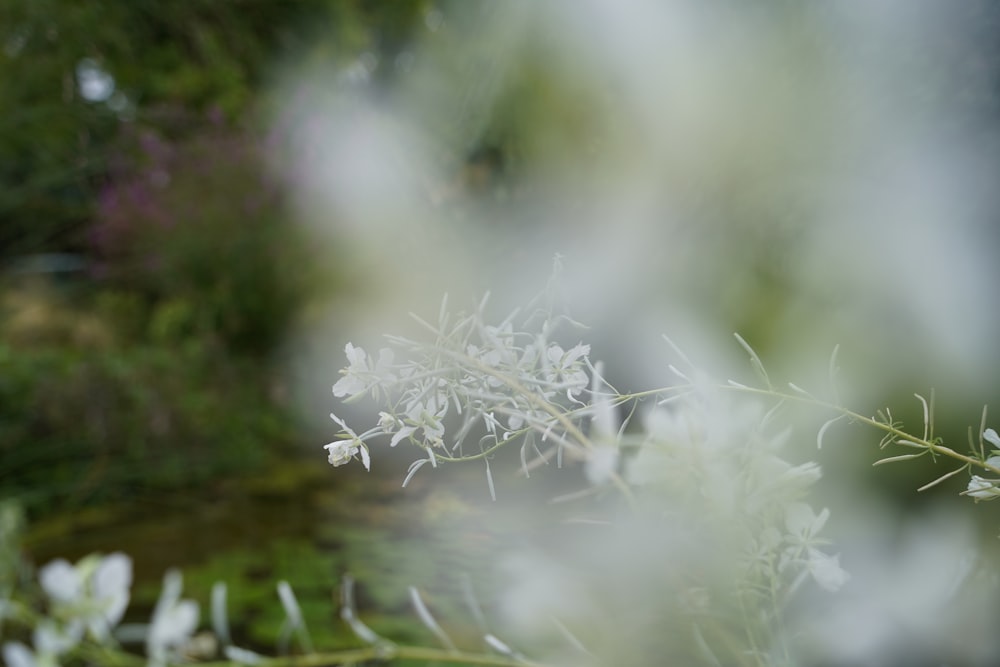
top-left (39, 559), bottom-right (81, 604)
top-left (805, 548), bottom-right (850, 592)
top-left (984, 428), bottom-right (1000, 449)
top-left (401, 398), bottom-right (447, 449)
top-left (332, 344), bottom-right (396, 398)
top-left (780, 503), bottom-right (849, 592)
top-left (784, 503), bottom-right (829, 540)
top-left (38, 552), bottom-right (132, 642)
top-left (324, 413), bottom-right (370, 470)
top-left (2, 642), bottom-right (35, 667)
top-left (324, 440), bottom-right (358, 466)
top-left (2, 620), bottom-right (84, 667)
top-left (966, 477), bottom-right (1000, 499)
top-left (32, 621), bottom-right (82, 658)
top-left (332, 343), bottom-right (370, 397)
top-left (147, 570), bottom-right (199, 667)
top-left (378, 411), bottom-right (398, 432)
top-left (585, 446), bottom-right (619, 485)
top-left (966, 454), bottom-right (1000, 499)
top-left (543, 343), bottom-right (590, 395)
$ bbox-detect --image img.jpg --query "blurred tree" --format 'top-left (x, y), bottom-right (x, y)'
top-left (0, 0), bottom-right (430, 260)
top-left (0, 0), bottom-right (436, 513)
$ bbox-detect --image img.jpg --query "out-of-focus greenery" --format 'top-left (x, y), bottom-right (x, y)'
top-left (0, 1), bottom-right (435, 515)
top-left (0, 326), bottom-right (289, 515)
top-left (0, 112), bottom-right (309, 514)
top-left (90, 119), bottom-right (319, 356)
top-left (0, 0), bottom-right (429, 257)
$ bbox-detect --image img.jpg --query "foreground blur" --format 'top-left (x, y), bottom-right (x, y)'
top-left (278, 2), bottom-right (1000, 664)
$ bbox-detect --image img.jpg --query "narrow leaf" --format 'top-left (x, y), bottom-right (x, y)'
top-left (873, 453), bottom-right (926, 466)
top-left (915, 393), bottom-right (930, 441)
top-left (734, 333), bottom-right (771, 388)
top-left (409, 587), bottom-right (457, 652)
top-left (340, 575), bottom-right (383, 646)
top-left (828, 343), bottom-right (841, 402)
top-left (211, 582), bottom-right (230, 646)
top-left (484, 633), bottom-right (522, 659)
top-left (402, 459), bottom-right (429, 487)
top-left (668, 364), bottom-right (690, 382)
top-left (980, 405), bottom-right (989, 460)
top-left (817, 415), bottom-right (844, 449)
top-left (460, 574), bottom-right (489, 633)
top-left (485, 458), bottom-right (496, 501)
top-left (662, 334), bottom-right (695, 369)
top-left (917, 465), bottom-right (968, 492)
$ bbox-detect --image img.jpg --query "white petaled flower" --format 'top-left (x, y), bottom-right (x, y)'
top-left (543, 343), bottom-right (590, 395)
top-left (585, 446), bottom-right (619, 485)
top-left (784, 503), bottom-right (829, 541)
top-left (966, 476), bottom-right (1000, 499)
top-left (147, 570), bottom-right (199, 667)
top-left (39, 559), bottom-right (80, 604)
top-left (88, 553), bottom-right (132, 640)
top-left (324, 440), bottom-right (358, 467)
top-left (470, 323), bottom-right (519, 387)
top-left (378, 411), bottom-right (398, 432)
top-left (332, 344), bottom-right (396, 398)
top-left (33, 621), bottom-right (82, 659)
top-left (781, 503), bottom-right (848, 592)
top-left (325, 412), bottom-right (370, 470)
top-left (805, 548), bottom-right (850, 592)
top-left (2, 620), bottom-right (84, 667)
top-left (984, 428), bottom-right (1000, 449)
top-left (332, 343), bottom-right (370, 397)
top-left (2, 642), bottom-right (34, 667)
top-left (38, 552), bottom-right (132, 643)
top-left (966, 453), bottom-right (1000, 500)
top-left (403, 398), bottom-right (447, 449)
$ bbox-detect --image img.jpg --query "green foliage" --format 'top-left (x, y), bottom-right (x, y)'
top-left (0, 339), bottom-right (289, 516)
top-left (0, 0), bottom-right (431, 259)
top-left (91, 120), bottom-right (321, 355)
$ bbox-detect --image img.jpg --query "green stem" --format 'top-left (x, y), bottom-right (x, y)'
top-left (193, 644), bottom-right (550, 667)
top-left (723, 385), bottom-right (999, 474)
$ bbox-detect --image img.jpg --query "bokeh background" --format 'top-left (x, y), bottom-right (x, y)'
top-left (3, 0), bottom-right (1000, 659)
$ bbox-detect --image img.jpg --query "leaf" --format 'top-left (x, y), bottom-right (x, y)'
top-left (734, 333), bottom-right (771, 388)
top-left (873, 452), bottom-right (926, 466)
top-left (914, 393), bottom-right (930, 441)
top-left (339, 575), bottom-right (385, 646)
top-left (828, 343), bottom-right (841, 402)
top-left (409, 586), bottom-right (457, 652)
top-left (402, 459), bottom-right (428, 487)
top-left (485, 458), bottom-right (496, 501)
top-left (917, 465), bottom-right (968, 492)
top-left (817, 415), bottom-right (845, 449)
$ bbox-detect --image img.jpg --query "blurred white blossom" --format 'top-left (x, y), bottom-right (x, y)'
top-left (2, 620), bottom-right (83, 667)
top-left (38, 552), bottom-right (132, 642)
top-left (146, 569), bottom-right (199, 667)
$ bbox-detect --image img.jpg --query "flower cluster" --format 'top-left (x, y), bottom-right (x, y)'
top-left (3, 553), bottom-right (132, 667)
top-left (626, 388), bottom-right (847, 599)
top-left (323, 296), bottom-right (852, 663)
top-left (0, 553), bottom-right (205, 667)
top-left (325, 297), bottom-right (598, 485)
